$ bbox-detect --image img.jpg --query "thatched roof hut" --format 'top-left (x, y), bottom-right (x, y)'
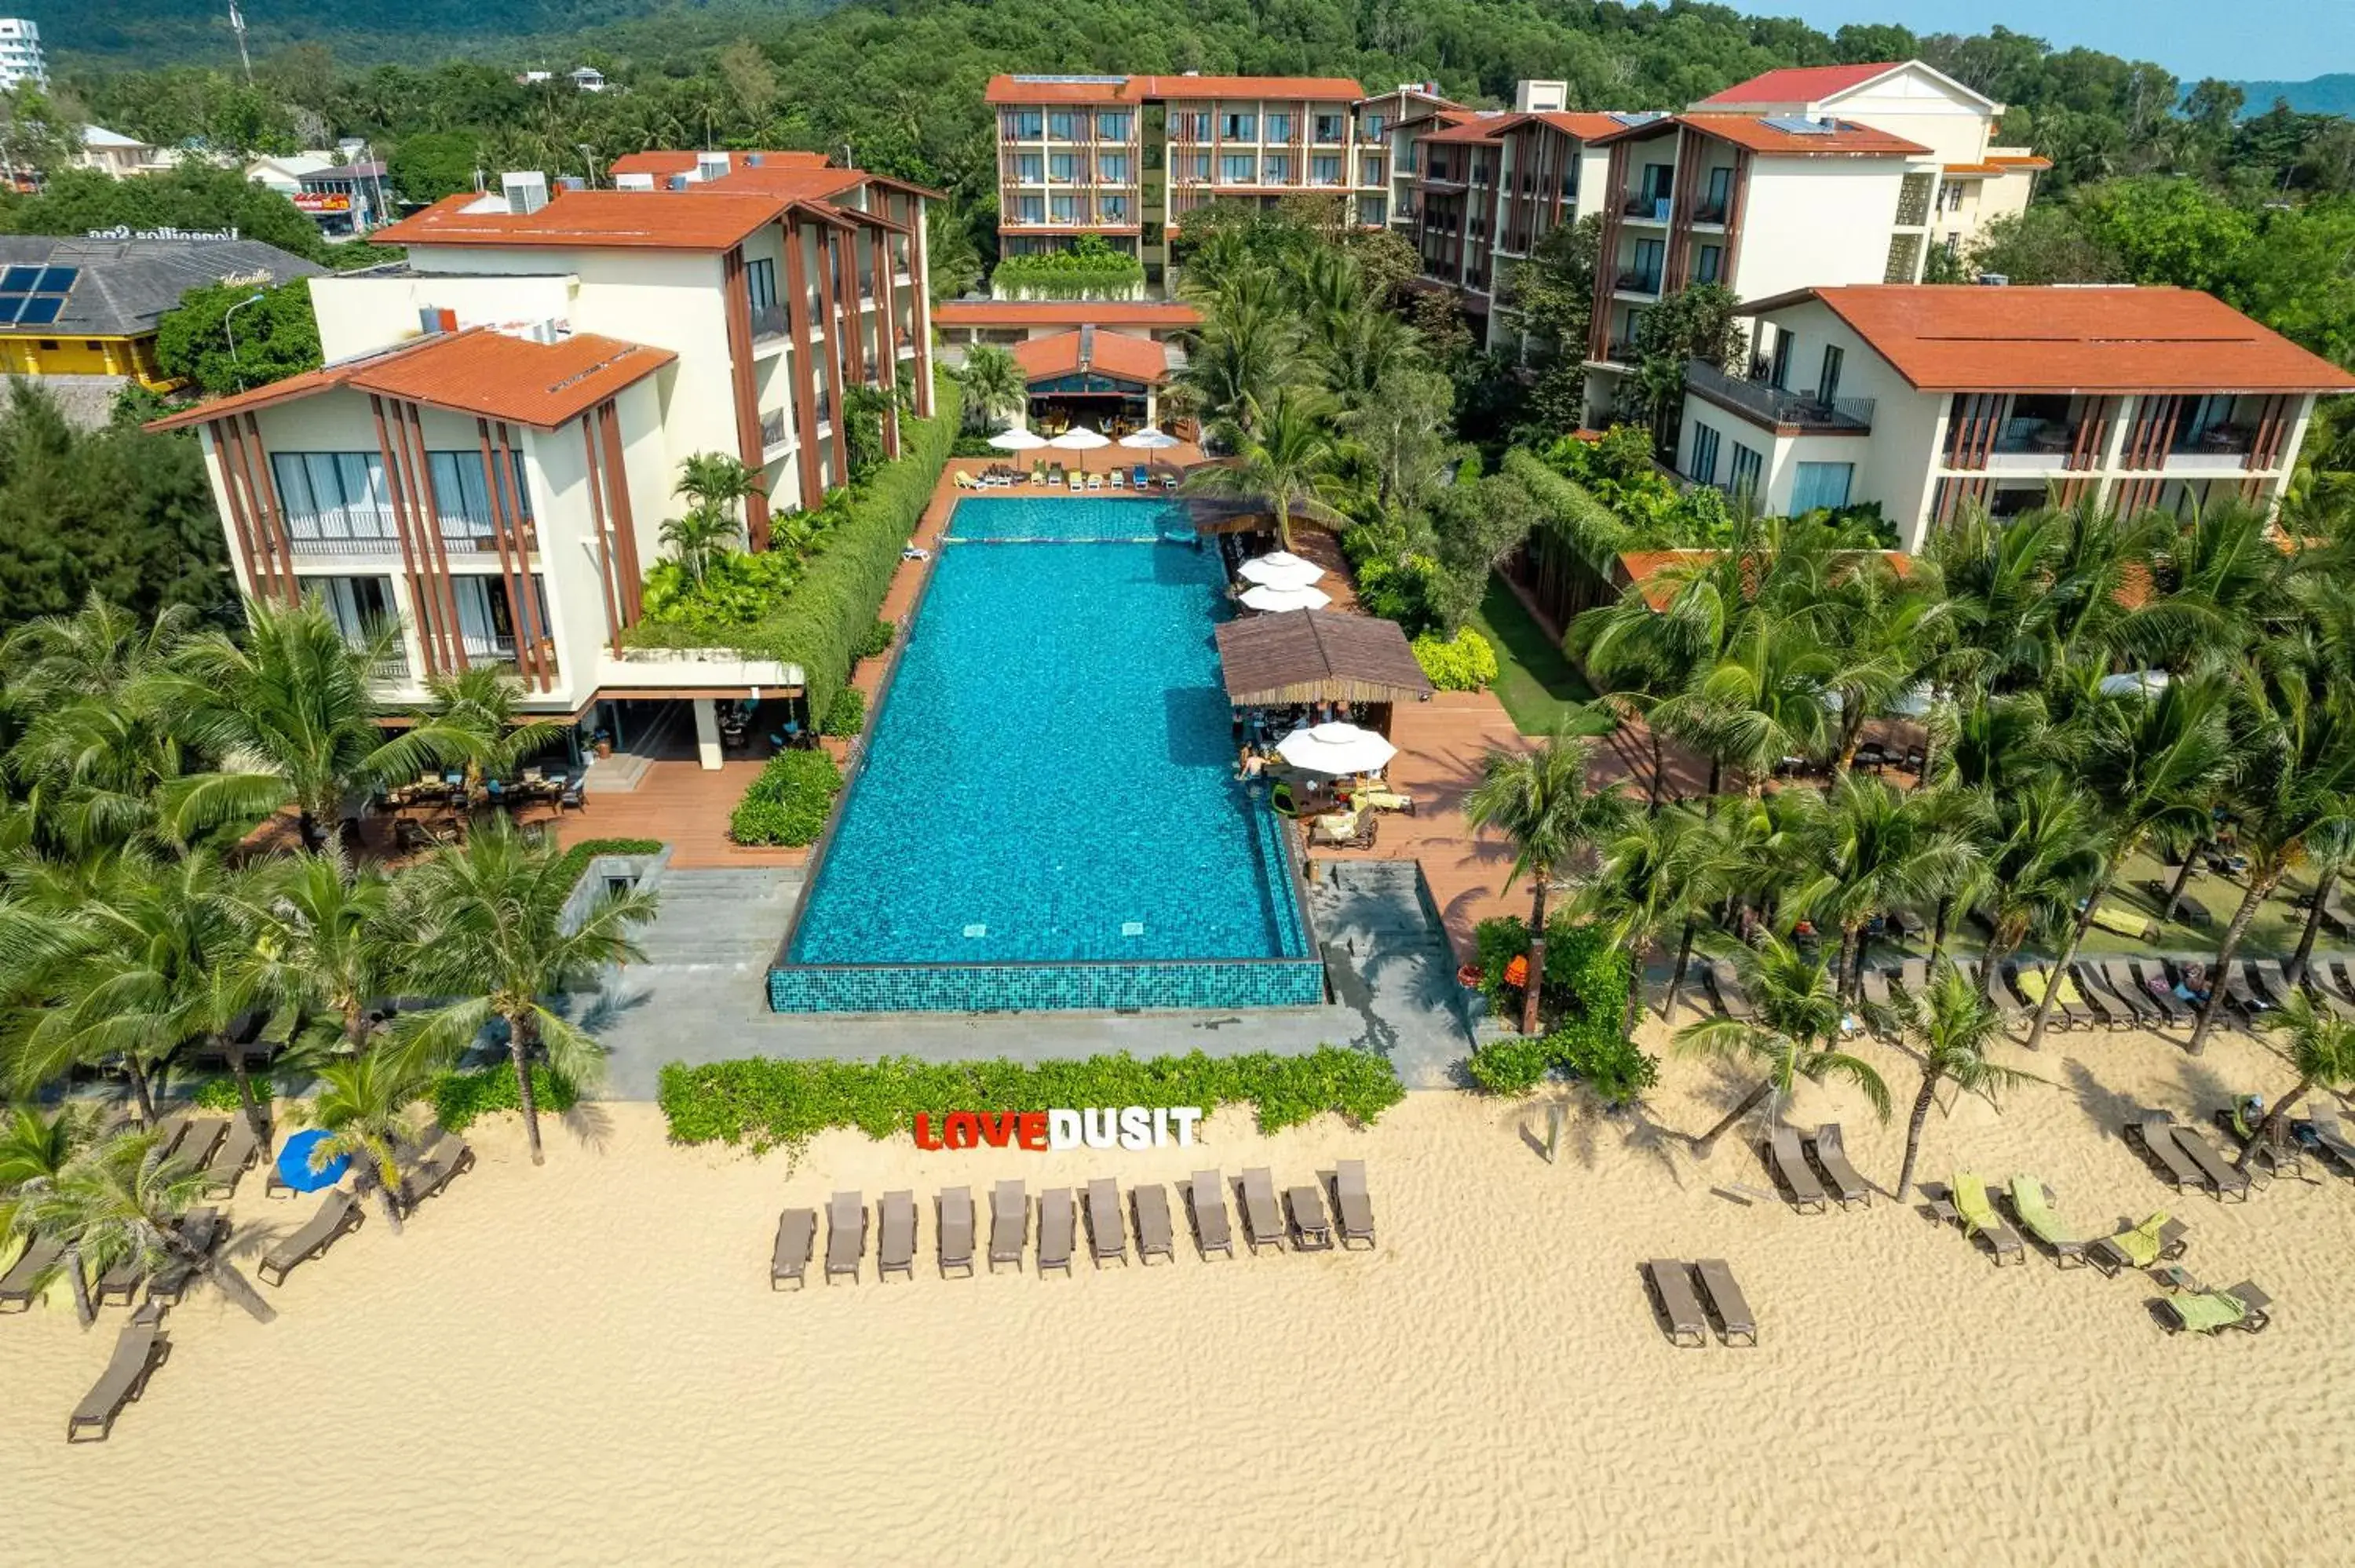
top-left (1214, 610), bottom-right (1433, 707)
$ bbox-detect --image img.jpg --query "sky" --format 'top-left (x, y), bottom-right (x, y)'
top-left (1757, 1), bottom-right (2352, 83)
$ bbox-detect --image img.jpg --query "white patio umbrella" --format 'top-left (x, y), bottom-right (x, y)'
top-left (1240, 582), bottom-right (1333, 613)
top-left (1238, 550), bottom-right (1325, 589)
top-left (1050, 424), bottom-right (1110, 473)
top-left (1119, 425), bottom-right (1181, 450)
top-left (988, 426), bottom-right (1047, 452)
top-left (1276, 721), bottom-right (1397, 776)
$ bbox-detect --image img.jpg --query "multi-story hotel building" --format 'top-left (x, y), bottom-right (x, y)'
top-left (1674, 284), bottom-right (2355, 550)
top-left (986, 74), bottom-right (1383, 287)
top-left (1357, 80), bottom-right (1459, 235)
top-left (151, 154), bottom-right (936, 761)
top-left (0, 18), bottom-right (46, 90)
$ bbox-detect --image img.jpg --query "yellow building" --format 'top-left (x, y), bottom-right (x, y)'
top-left (0, 232), bottom-right (326, 390)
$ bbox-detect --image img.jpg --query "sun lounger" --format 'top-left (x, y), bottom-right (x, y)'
top-left (2128, 961), bottom-right (2189, 1026)
top-left (937, 1186), bottom-right (975, 1278)
top-left (953, 470), bottom-right (976, 490)
top-left (824, 1191), bottom-right (865, 1285)
top-left (1762, 1125), bottom-right (1829, 1213)
top-left (1977, 962), bottom-right (2024, 1017)
top-left (2160, 1281), bottom-right (2272, 1336)
top-left (2087, 961), bottom-right (2160, 1027)
top-left (1046, 463), bottom-right (1066, 488)
top-left (149, 1113), bottom-right (192, 1160)
top-left (2326, 960), bottom-right (2355, 1008)
top-left (2126, 1111), bottom-right (2207, 1192)
top-left (1806, 1124), bottom-right (1871, 1209)
top-left (2009, 963), bottom-right (2087, 1030)
top-left (1952, 1172), bottom-right (2026, 1265)
top-left (1643, 1259), bottom-right (1708, 1347)
top-left (257, 1188), bottom-right (362, 1287)
top-left (2296, 1107), bottom-right (2355, 1176)
top-left (2057, 965), bottom-right (2127, 1030)
top-left (199, 1118), bottom-right (262, 1198)
top-left (1109, 467), bottom-right (1126, 488)
top-left (96, 1251), bottom-right (148, 1308)
top-left (2090, 1212), bottom-right (2189, 1275)
top-left (1037, 1187), bottom-right (1076, 1276)
top-left (1286, 1183), bottom-right (1334, 1249)
top-left (1705, 960), bottom-right (1757, 1019)
top-left (2247, 960), bottom-right (2301, 1014)
top-left (988, 1180), bottom-right (1028, 1272)
top-left (1186, 1170), bottom-right (1233, 1259)
top-left (1131, 1184), bottom-right (1174, 1264)
top-left (1131, 465), bottom-right (1148, 488)
top-left (1084, 1178), bottom-right (1126, 1267)
top-left (1239, 1167), bottom-right (1286, 1254)
top-left (170, 1118), bottom-right (228, 1173)
top-left (0, 1235), bottom-right (63, 1312)
top-left (2088, 902), bottom-right (2160, 943)
top-left (1693, 1257), bottom-right (1757, 1345)
top-left (877, 1191), bottom-right (917, 1282)
top-left (1334, 1159), bottom-right (1376, 1248)
top-left (398, 1132), bottom-right (474, 1216)
top-left (2168, 1121), bottom-right (2252, 1202)
top-left (1160, 472), bottom-right (1178, 491)
top-left (770, 1208), bottom-right (816, 1290)
top-left (66, 1303), bottom-right (170, 1442)
top-left (2004, 1177), bottom-right (2087, 1267)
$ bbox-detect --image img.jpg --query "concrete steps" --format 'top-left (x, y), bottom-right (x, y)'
top-left (633, 867), bottom-right (805, 969)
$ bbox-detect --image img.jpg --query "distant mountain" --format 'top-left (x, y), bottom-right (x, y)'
top-left (2230, 75), bottom-right (2355, 118)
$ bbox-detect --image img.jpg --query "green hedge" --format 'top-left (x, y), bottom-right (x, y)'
top-left (658, 1046), bottom-right (1405, 1155)
top-left (1463, 917), bottom-right (1654, 1105)
top-left (821, 686), bottom-right (867, 737)
top-left (433, 1063), bottom-right (580, 1132)
top-left (991, 250), bottom-right (1145, 300)
top-left (728, 748), bottom-right (843, 846)
top-left (1411, 627), bottom-right (1499, 691)
top-left (853, 618), bottom-right (895, 661)
top-left (554, 837), bottom-right (663, 892)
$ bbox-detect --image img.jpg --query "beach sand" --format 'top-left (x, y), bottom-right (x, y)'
top-left (4, 1019), bottom-right (2351, 1566)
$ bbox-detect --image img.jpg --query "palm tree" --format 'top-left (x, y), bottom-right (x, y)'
top-left (1659, 612), bottom-right (1837, 797)
top-left (1784, 774), bottom-right (1975, 1000)
top-left (404, 665), bottom-right (566, 792)
top-left (1179, 389), bottom-right (1346, 552)
top-left (1181, 264), bottom-right (1301, 443)
top-left (955, 343), bottom-right (1024, 432)
top-left (1674, 930), bottom-right (1889, 1154)
top-left (301, 1051), bottom-right (434, 1234)
top-left (240, 849), bottom-right (406, 1056)
top-left (1574, 802), bottom-right (1716, 1036)
top-left (394, 819), bottom-right (656, 1164)
top-left (673, 451), bottom-right (764, 533)
top-left (17, 1129), bottom-right (275, 1323)
top-left (1463, 732), bottom-right (1635, 1036)
top-left (1973, 774), bottom-right (2105, 990)
top-left (0, 592), bottom-right (194, 709)
top-left (146, 596), bottom-right (451, 851)
top-left (1873, 957), bottom-right (2044, 1199)
top-left (2236, 994), bottom-right (2355, 1167)
top-left (0, 1105), bottom-right (97, 1325)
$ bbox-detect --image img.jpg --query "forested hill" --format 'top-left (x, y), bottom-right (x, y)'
top-left (2233, 76), bottom-right (2355, 119)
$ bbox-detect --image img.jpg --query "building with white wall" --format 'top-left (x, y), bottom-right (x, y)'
top-left (152, 153), bottom-right (937, 762)
top-left (1674, 284), bottom-right (2355, 551)
top-left (0, 18), bottom-right (46, 89)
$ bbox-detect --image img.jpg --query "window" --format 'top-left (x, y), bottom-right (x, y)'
top-left (1363, 113), bottom-right (1387, 140)
top-left (1262, 154), bottom-right (1294, 184)
top-left (1097, 152), bottom-right (1130, 183)
top-left (1046, 110), bottom-right (1076, 140)
top-left (1221, 154), bottom-right (1257, 184)
top-left (1360, 155), bottom-right (1383, 185)
top-left (1638, 162), bottom-right (1672, 210)
top-left (1629, 238), bottom-right (1663, 291)
top-left (1791, 462), bottom-right (1854, 512)
top-left (451, 574), bottom-right (550, 661)
top-left (1703, 165), bottom-right (1732, 217)
top-left (745, 257), bottom-right (777, 312)
top-left (313, 575), bottom-right (395, 645)
top-left (1008, 110), bottom-right (1042, 138)
top-left (1264, 113), bottom-right (1291, 142)
top-left (1768, 330), bottom-right (1793, 390)
top-left (1688, 421), bottom-right (1722, 487)
top-left (1311, 155), bottom-right (1342, 186)
top-left (427, 449), bottom-right (531, 533)
top-left (1177, 112), bottom-right (1210, 141)
top-left (1816, 345), bottom-right (1844, 406)
top-left (1096, 111), bottom-right (1130, 140)
top-left (1048, 152), bottom-right (1078, 181)
top-left (1695, 244), bottom-right (1722, 285)
top-left (1049, 194), bottom-right (1079, 223)
top-left (1221, 112), bottom-right (1257, 140)
top-left (1183, 152), bottom-right (1211, 184)
top-left (272, 451), bottom-right (392, 540)
top-left (1017, 195), bottom-right (1044, 224)
top-left (1013, 153), bottom-right (1042, 182)
top-left (1101, 194), bottom-right (1130, 222)
top-left (1360, 195), bottom-right (1387, 225)
top-left (1314, 113), bottom-right (1345, 144)
top-left (1728, 443), bottom-right (1763, 503)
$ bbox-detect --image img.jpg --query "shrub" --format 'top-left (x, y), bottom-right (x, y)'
top-left (433, 1063), bottom-right (579, 1132)
top-left (1464, 917), bottom-right (1650, 1102)
top-left (637, 548), bottom-right (804, 639)
top-left (728, 748), bottom-right (843, 846)
top-left (658, 1045), bottom-right (1404, 1156)
top-left (1463, 1034), bottom-right (1556, 1095)
top-left (189, 1076), bottom-right (246, 1111)
top-left (853, 618), bottom-right (895, 661)
top-left (991, 239), bottom-right (1145, 301)
top-left (821, 686), bottom-right (867, 737)
top-left (1411, 627), bottom-right (1499, 691)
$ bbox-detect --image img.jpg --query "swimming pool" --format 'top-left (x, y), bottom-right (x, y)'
top-left (769, 496), bottom-right (1324, 1012)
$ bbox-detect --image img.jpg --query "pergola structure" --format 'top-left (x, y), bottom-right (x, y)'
top-left (1214, 609), bottom-right (1433, 709)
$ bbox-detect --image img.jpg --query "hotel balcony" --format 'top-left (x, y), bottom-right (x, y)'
top-left (1614, 269), bottom-right (1663, 299)
top-left (750, 301), bottom-right (789, 341)
top-left (1687, 359), bottom-right (1875, 434)
top-left (1621, 195), bottom-right (1672, 222)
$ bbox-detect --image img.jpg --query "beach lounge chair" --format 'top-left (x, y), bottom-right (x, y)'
top-left (1642, 1259), bottom-right (1708, 1347)
top-left (1046, 463), bottom-right (1066, 488)
top-left (2089, 1212), bottom-right (2189, 1275)
top-left (398, 1132), bottom-right (474, 1216)
top-left (1131, 1184), bottom-right (1175, 1265)
top-left (877, 1191), bottom-right (917, 1282)
top-left (1239, 1168), bottom-right (1286, 1254)
top-left (66, 1304), bottom-right (170, 1442)
top-left (1761, 1125), bottom-right (1829, 1213)
top-left (1287, 1183), bottom-right (1334, 1250)
top-left (2247, 960), bottom-right (2302, 1015)
top-left (989, 1180), bottom-right (1028, 1272)
top-left (0, 1235), bottom-right (63, 1312)
top-left (1109, 467), bottom-right (1126, 488)
top-left (2128, 961), bottom-right (2188, 1026)
top-left (2168, 1121), bottom-right (2252, 1202)
top-left (2058, 965), bottom-right (2127, 1030)
top-left (2005, 1177), bottom-right (2087, 1268)
top-left (1705, 960), bottom-right (1757, 1020)
top-left (1160, 472), bottom-right (1178, 491)
top-left (2125, 1112), bottom-right (2207, 1193)
top-left (953, 469), bottom-right (977, 490)
top-left (770, 1208), bottom-right (816, 1290)
top-left (257, 1189), bottom-right (362, 1287)
top-left (2088, 902), bottom-right (2160, 943)
top-left (1132, 465), bottom-right (1148, 489)
top-left (2160, 1281), bottom-right (2272, 1336)
top-left (198, 1118), bottom-right (262, 1198)
top-left (2087, 961), bottom-right (2159, 1027)
top-left (1334, 1160), bottom-right (1376, 1249)
top-left (1085, 1178), bottom-right (1126, 1267)
top-left (1693, 1257), bottom-right (1757, 1346)
top-left (2010, 964), bottom-right (2089, 1030)
top-left (171, 1118), bottom-right (228, 1173)
top-left (824, 1191), bottom-right (865, 1285)
top-left (1805, 1125), bottom-right (1871, 1209)
top-left (1037, 1188), bottom-right (1076, 1276)
top-left (96, 1250), bottom-right (150, 1308)
top-left (1857, 966), bottom-right (1897, 1031)
top-left (1952, 1172), bottom-right (2026, 1266)
top-left (2216, 963), bottom-right (2270, 1026)
top-left (2296, 1107), bottom-right (2355, 1177)
top-left (937, 1186), bottom-right (976, 1278)
top-left (1086, 472), bottom-right (1104, 490)
top-left (2325, 960), bottom-right (2355, 1008)
top-left (1186, 1170), bottom-right (1233, 1259)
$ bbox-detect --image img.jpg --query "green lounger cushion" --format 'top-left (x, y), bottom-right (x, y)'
top-left (2170, 1289), bottom-right (2247, 1333)
top-left (2008, 1176), bottom-right (2078, 1245)
top-left (1953, 1172), bottom-right (2003, 1237)
top-left (2109, 1211), bottom-right (2171, 1267)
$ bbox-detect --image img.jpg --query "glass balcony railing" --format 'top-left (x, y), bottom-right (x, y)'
top-left (1686, 359), bottom-right (1874, 432)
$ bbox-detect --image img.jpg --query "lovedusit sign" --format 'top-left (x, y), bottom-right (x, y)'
top-left (912, 1107), bottom-right (1206, 1152)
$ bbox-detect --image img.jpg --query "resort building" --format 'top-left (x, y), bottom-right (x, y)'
top-left (76, 126), bottom-right (184, 180)
top-left (933, 298), bottom-right (1195, 430)
top-left (1674, 284), bottom-right (2355, 550)
top-left (1356, 81), bottom-right (1459, 233)
top-left (149, 153), bottom-right (937, 760)
top-left (1689, 60), bottom-right (2047, 263)
top-left (986, 73), bottom-right (1381, 286)
top-left (0, 232), bottom-right (325, 391)
top-left (0, 17), bottom-right (45, 89)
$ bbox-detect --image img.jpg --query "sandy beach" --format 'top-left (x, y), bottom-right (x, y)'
top-left (5, 1019), bottom-right (2351, 1566)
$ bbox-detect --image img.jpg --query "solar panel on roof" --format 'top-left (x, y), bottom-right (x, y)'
top-left (33, 267), bottom-right (76, 293)
top-left (1761, 115), bottom-right (1837, 135)
top-left (16, 297), bottom-right (60, 324)
top-left (0, 267), bottom-right (37, 291)
top-left (0, 295), bottom-right (24, 325)
top-left (1608, 111), bottom-right (1664, 127)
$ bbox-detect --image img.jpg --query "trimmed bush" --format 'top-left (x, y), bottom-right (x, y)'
top-left (189, 1076), bottom-right (246, 1111)
top-left (553, 837), bottom-right (663, 892)
top-left (658, 1045), bottom-right (1404, 1155)
top-left (821, 686), bottom-right (867, 738)
top-left (853, 618), bottom-right (895, 661)
top-left (1411, 627), bottom-right (1500, 691)
top-left (728, 748), bottom-right (843, 846)
top-left (991, 246), bottom-right (1145, 301)
top-left (433, 1063), bottom-right (579, 1132)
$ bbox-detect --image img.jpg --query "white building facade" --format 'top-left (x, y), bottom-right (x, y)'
top-left (0, 18), bottom-right (46, 89)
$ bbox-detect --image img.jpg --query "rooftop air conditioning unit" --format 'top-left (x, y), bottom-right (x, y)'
top-left (696, 152), bottom-right (730, 182)
top-left (502, 171), bottom-right (550, 215)
top-left (615, 172), bottom-right (655, 191)
top-left (1979, 273), bottom-right (2010, 286)
top-left (666, 174), bottom-right (690, 191)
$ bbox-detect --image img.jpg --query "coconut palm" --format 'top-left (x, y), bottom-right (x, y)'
top-left (1806, 554), bottom-right (1942, 777)
top-left (393, 819), bottom-right (656, 1164)
top-left (403, 665), bottom-right (567, 792)
top-left (1573, 801), bottom-right (1717, 1036)
top-left (239, 849), bottom-right (406, 1056)
top-left (0, 592), bottom-right (195, 710)
top-left (1463, 732), bottom-right (1635, 1036)
top-left (0, 1103), bottom-right (83, 1242)
top-left (1179, 388), bottom-right (1346, 552)
top-left (1873, 957), bottom-right (2045, 1199)
top-left (955, 343), bottom-right (1024, 432)
top-left (1923, 505), bottom-right (2064, 694)
top-left (1973, 774), bottom-right (2105, 990)
top-left (1181, 264), bottom-right (1301, 442)
top-left (301, 1050), bottom-right (435, 1234)
top-left (1784, 773), bottom-right (1975, 1000)
top-left (2236, 994), bottom-right (2355, 1168)
top-left (16, 1128), bottom-right (275, 1324)
top-left (1658, 612), bottom-right (1837, 796)
top-left (1674, 929), bottom-right (1890, 1154)
top-left (673, 450), bottom-right (764, 530)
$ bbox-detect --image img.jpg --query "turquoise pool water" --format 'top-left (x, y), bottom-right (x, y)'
top-left (781, 497), bottom-right (1312, 986)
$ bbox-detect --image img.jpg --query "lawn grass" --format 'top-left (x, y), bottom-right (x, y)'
top-left (1467, 574), bottom-right (1595, 735)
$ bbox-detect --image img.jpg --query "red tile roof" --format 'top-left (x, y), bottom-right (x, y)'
top-left (933, 300), bottom-right (1200, 327)
top-left (1422, 115), bottom-right (1518, 144)
top-left (1943, 156), bottom-right (2051, 177)
top-left (1746, 285), bottom-right (2355, 395)
top-left (148, 328), bottom-right (677, 432)
top-left (984, 73), bottom-right (1364, 105)
top-left (1010, 328), bottom-right (1169, 385)
top-left (1524, 111), bottom-right (1630, 141)
top-left (607, 150), bottom-right (831, 177)
top-left (374, 188), bottom-right (787, 251)
top-left (699, 164), bottom-right (870, 202)
top-left (1674, 113), bottom-right (1929, 157)
top-left (985, 75), bottom-right (1140, 105)
top-left (1693, 63), bottom-right (1904, 108)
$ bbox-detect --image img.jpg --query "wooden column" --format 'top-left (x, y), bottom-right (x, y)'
top-left (597, 399), bottom-right (644, 622)
top-left (370, 394), bottom-right (439, 677)
top-left (721, 243), bottom-right (772, 549)
top-left (582, 414), bottom-right (626, 657)
top-left (207, 418), bottom-right (269, 605)
top-left (493, 421), bottom-right (552, 691)
top-left (873, 224), bottom-right (904, 457)
top-left (400, 401), bottom-right (466, 673)
top-left (780, 216), bottom-right (825, 508)
top-left (816, 226), bottom-right (849, 488)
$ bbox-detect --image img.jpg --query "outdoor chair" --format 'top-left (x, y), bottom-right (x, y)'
top-left (1287, 1183), bottom-right (1334, 1250)
top-left (2004, 1177), bottom-right (2088, 1267)
top-left (144, 1207), bottom-right (228, 1307)
top-left (1805, 1125), bottom-right (1871, 1209)
top-left (2129, 961), bottom-right (2189, 1026)
top-left (2125, 1111), bottom-right (2209, 1193)
top-left (1085, 1178), bottom-right (1127, 1267)
top-left (2160, 1281), bottom-right (2272, 1336)
top-left (937, 1186), bottom-right (976, 1278)
top-left (397, 1132), bottom-right (474, 1216)
top-left (1706, 961), bottom-right (1757, 1020)
top-left (1762, 1125), bottom-right (1829, 1214)
top-left (1693, 1258), bottom-right (1757, 1346)
top-left (1037, 1187), bottom-right (1077, 1276)
top-left (199, 1118), bottom-right (263, 1199)
top-left (771, 1208), bottom-right (816, 1290)
top-left (2088, 1211), bottom-right (2189, 1276)
top-left (1109, 468), bottom-right (1126, 488)
top-left (824, 1191), bottom-right (866, 1285)
top-left (0, 1236), bottom-right (63, 1311)
top-left (170, 1118), bottom-right (228, 1175)
top-left (1239, 1169), bottom-right (1286, 1254)
top-left (1333, 1160), bottom-right (1376, 1249)
top-left (877, 1191), bottom-right (918, 1282)
top-left (257, 1189), bottom-right (363, 1287)
top-left (1186, 1170), bottom-right (1233, 1259)
top-left (1951, 1172), bottom-right (2026, 1266)
top-left (2296, 1108), bottom-right (2355, 1177)
top-left (67, 1304), bottom-right (170, 1442)
top-left (1643, 1259), bottom-right (1708, 1347)
top-left (2168, 1121), bottom-right (2252, 1202)
top-left (1131, 1184), bottom-right (1175, 1265)
top-left (989, 1180), bottom-right (1028, 1272)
